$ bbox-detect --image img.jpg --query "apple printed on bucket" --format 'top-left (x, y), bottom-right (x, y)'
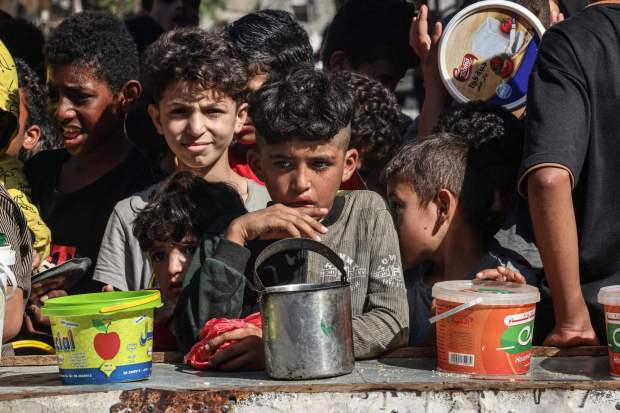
top-left (92, 319), bottom-right (121, 360)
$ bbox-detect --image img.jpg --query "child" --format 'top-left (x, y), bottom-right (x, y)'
top-left (334, 71), bottom-right (402, 192)
top-left (321, 0), bottom-right (416, 92)
top-left (0, 42), bottom-right (50, 267)
top-left (12, 59), bottom-right (60, 162)
top-left (0, 43), bottom-right (33, 342)
top-left (383, 134), bottom-right (534, 345)
top-left (519, 0), bottom-right (620, 346)
top-left (133, 171), bottom-right (246, 351)
top-left (25, 12), bottom-right (160, 303)
top-left (225, 9), bottom-right (314, 182)
top-left (175, 65), bottom-right (409, 370)
top-left (93, 28), bottom-right (270, 293)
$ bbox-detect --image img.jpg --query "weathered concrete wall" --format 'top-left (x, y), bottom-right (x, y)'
top-left (1, 388), bottom-right (619, 412)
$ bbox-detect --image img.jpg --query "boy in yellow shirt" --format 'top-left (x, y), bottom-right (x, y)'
top-left (0, 40), bottom-right (51, 263)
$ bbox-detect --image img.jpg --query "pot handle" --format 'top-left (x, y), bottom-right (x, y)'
top-left (253, 238), bottom-right (347, 291)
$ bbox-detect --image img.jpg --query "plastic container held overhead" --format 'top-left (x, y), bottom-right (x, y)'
top-left (432, 280), bottom-right (540, 376)
top-left (438, 0), bottom-right (546, 110)
top-left (42, 290), bottom-right (162, 385)
top-left (598, 286), bottom-right (620, 376)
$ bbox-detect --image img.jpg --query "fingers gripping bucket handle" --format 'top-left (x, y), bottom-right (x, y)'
top-left (253, 238), bottom-right (354, 380)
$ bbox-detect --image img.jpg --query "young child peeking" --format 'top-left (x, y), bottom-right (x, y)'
top-left (175, 65), bottom-right (409, 369)
top-left (383, 134), bottom-right (532, 346)
top-left (133, 171), bottom-right (246, 351)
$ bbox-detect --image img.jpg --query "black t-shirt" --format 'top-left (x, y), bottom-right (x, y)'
top-left (520, 4), bottom-right (620, 284)
top-left (25, 147), bottom-right (160, 292)
top-left (519, 4), bottom-right (620, 340)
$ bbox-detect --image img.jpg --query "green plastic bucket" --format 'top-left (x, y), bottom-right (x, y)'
top-left (42, 290), bottom-right (162, 385)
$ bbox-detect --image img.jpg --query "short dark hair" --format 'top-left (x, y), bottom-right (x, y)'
top-left (142, 27), bottom-right (248, 104)
top-left (124, 14), bottom-right (164, 56)
top-left (383, 133), bottom-right (495, 239)
top-left (45, 11), bottom-right (139, 93)
top-left (249, 65), bottom-right (354, 146)
top-left (226, 9), bottom-right (314, 77)
top-left (0, 18), bottom-right (45, 80)
top-left (133, 171), bottom-right (246, 252)
top-left (321, 0), bottom-right (416, 70)
top-left (333, 71), bottom-right (401, 170)
top-left (14, 59), bottom-right (59, 160)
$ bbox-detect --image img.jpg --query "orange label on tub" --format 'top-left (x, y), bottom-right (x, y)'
top-left (435, 299), bottom-right (536, 375)
top-left (604, 305), bottom-right (620, 376)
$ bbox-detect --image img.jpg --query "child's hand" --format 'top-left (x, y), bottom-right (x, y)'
top-left (475, 266), bottom-right (526, 284)
top-left (225, 204), bottom-right (328, 246)
top-left (205, 324), bottom-right (265, 371)
top-left (410, 5), bottom-right (443, 73)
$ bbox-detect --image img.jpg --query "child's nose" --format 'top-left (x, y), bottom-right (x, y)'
top-left (54, 96), bottom-right (76, 122)
top-left (167, 256), bottom-right (185, 276)
top-left (186, 112), bottom-right (207, 138)
top-left (292, 167), bottom-right (311, 192)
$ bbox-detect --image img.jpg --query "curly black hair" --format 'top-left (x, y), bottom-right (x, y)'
top-left (133, 171), bottom-right (246, 252)
top-left (14, 59), bottom-right (60, 160)
top-left (0, 18), bottom-right (45, 81)
top-left (142, 27), bottom-right (248, 104)
top-left (45, 11), bottom-right (139, 93)
top-left (249, 65), bottom-right (354, 146)
top-left (433, 101), bottom-right (523, 188)
top-left (321, 0), bottom-right (416, 71)
top-left (333, 71), bottom-right (401, 171)
top-left (226, 9), bottom-right (314, 77)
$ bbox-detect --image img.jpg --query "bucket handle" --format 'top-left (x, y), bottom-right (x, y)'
top-left (428, 297), bottom-right (482, 324)
top-left (253, 238), bottom-right (347, 292)
top-left (0, 262), bottom-right (18, 300)
top-left (99, 291), bottom-right (161, 314)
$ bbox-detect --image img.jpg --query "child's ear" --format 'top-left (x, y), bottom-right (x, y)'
top-left (22, 124), bottom-right (41, 151)
top-left (234, 102), bottom-right (249, 134)
top-left (147, 104), bottom-right (164, 135)
top-left (247, 147), bottom-right (264, 181)
top-left (118, 80), bottom-right (143, 112)
top-left (435, 188), bottom-right (456, 226)
top-left (341, 148), bottom-right (359, 182)
top-left (328, 51), bottom-right (353, 71)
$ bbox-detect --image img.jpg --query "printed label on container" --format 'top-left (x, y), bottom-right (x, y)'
top-left (49, 309), bottom-right (154, 384)
top-left (604, 305), bottom-right (620, 376)
top-left (435, 299), bottom-right (536, 375)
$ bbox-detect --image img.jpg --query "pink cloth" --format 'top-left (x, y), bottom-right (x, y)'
top-left (184, 312), bottom-right (262, 369)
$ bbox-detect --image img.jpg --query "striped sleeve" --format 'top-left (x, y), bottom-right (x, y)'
top-left (0, 186), bottom-right (32, 298)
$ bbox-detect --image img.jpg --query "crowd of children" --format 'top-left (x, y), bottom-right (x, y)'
top-left (0, 0), bottom-right (618, 368)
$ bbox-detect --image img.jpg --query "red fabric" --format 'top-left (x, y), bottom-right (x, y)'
top-left (340, 170), bottom-right (367, 190)
top-left (184, 312), bottom-right (262, 369)
top-left (229, 143), bottom-right (264, 185)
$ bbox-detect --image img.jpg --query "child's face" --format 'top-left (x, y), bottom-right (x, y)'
top-left (387, 179), bottom-right (442, 269)
top-left (147, 238), bottom-right (197, 305)
top-left (236, 72), bottom-right (268, 145)
top-left (149, 82), bottom-right (247, 172)
top-left (47, 64), bottom-right (121, 156)
top-left (250, 131), bottom-right (357, 211)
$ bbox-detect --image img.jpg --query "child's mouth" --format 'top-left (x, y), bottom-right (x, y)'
top-left (183, 141), bottom-right (213, 153)
top-left (63, 128), bottom-right (84, 144)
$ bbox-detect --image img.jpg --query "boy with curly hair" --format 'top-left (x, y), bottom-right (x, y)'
top-left (176, 65), bottom-right (408, 370)
top-left (334, 71), bottom-right (402, 192)
top-left (25, 12), bottom-right (160, 309)
top-left (133, 171), bottom-right (246, 351)
top-left (94, 28), bottom-right (270, 294)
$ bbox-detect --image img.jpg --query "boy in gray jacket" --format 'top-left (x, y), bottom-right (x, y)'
top-left (175, 65), bottom-right (409, 370)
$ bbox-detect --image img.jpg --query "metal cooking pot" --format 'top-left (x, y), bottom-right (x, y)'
top-left (254, 238), bottom-right (354, 380)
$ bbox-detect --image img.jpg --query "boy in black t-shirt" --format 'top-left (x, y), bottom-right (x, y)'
top-left (519, 1), bottom-right (620, 346)
top-left (25, 12), bottom-right (159, 324)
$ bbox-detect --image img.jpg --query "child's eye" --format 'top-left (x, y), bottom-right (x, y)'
top-left (169, 107), bottom-right (188, 116)
top-left (274, 160), bottom-right (291, 169)
top-left (149, 251), bottom-right (166, 263)
top-left (312, 160), bottom-right (332, 170)
top-left (182, 245), bottom-right (197, 256)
